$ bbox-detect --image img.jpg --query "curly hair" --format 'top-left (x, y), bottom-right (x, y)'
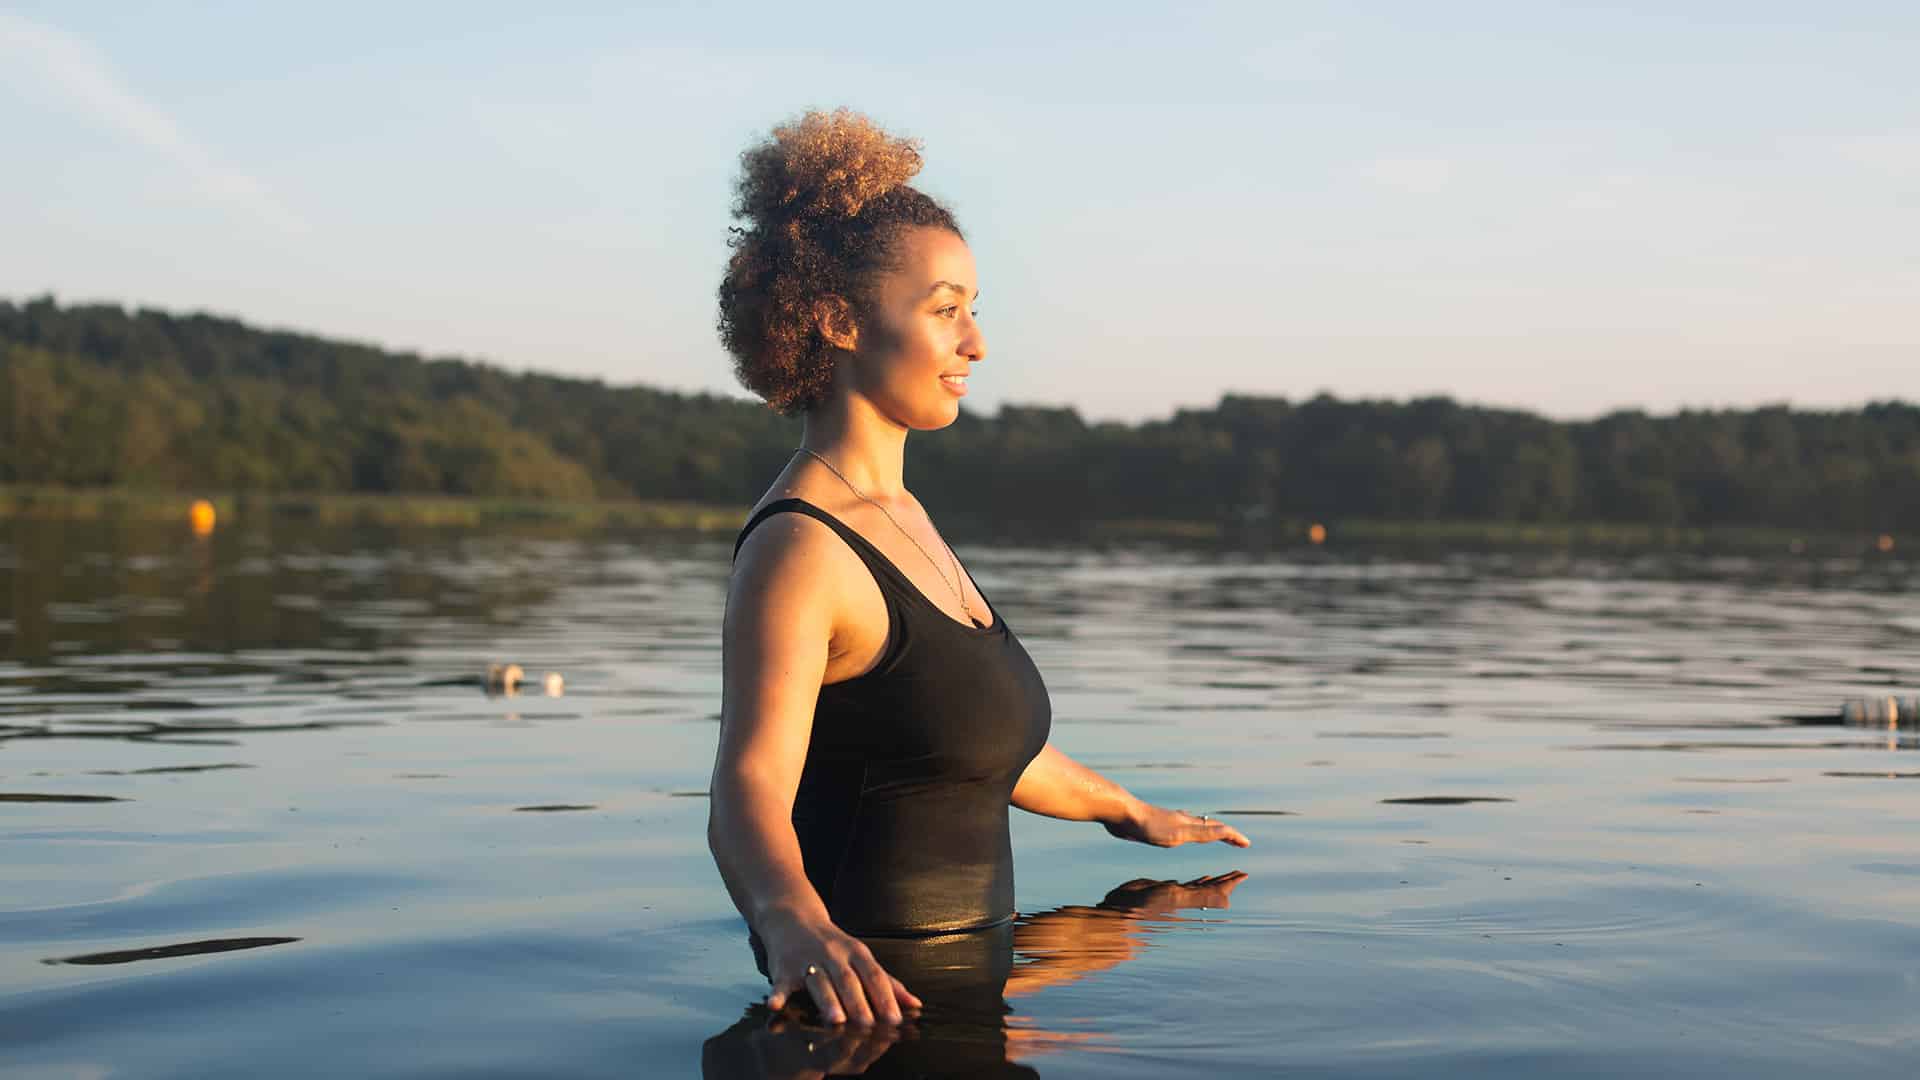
top-left (717, 109), bottom-right (963, 415)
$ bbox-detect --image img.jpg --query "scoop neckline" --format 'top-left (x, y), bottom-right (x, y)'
top-left (774, 497), bottom-right (1004, 637)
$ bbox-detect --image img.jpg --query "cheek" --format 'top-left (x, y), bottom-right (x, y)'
top-left (869, 319), bottom-right (943, 373)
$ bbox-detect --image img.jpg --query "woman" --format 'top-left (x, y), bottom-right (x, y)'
top-left (708, 108), bottom-right (1251, 1031)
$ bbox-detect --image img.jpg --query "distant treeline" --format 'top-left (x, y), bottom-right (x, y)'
top-left (3, 297), bottom-right (1916, 532)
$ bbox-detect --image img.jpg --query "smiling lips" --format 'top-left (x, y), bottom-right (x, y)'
top-left (939, 373), bottom-right (967, 396)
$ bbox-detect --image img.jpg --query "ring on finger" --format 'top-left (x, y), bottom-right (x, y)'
top-left (806, 963), bottom-right (819, 976)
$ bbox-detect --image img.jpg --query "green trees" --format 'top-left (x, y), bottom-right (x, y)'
top-left (2, 297), bottom-right (1915, 532)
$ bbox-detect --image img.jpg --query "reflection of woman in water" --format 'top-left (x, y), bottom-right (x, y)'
top-left (706, 108), bottom-right (1251, 1053)
top-left (702, 873), bottom-right (1248, 1079)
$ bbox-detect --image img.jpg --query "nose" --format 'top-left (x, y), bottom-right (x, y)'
top-left (960, 312), bottom-right (986, 364)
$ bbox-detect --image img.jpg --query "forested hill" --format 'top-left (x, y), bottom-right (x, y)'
top-left (3, 296), bottom-right (1916, 532)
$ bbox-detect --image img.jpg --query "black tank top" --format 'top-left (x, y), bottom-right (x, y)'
top-left (732, 498), bottom-right (1053, 936)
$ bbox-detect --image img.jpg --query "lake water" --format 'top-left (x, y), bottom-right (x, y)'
top-left (3, 516), bottom-right (1918, 1078)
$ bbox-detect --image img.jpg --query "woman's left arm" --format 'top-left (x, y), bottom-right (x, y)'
top-left (1010, 743), bottom-right (1251, 848)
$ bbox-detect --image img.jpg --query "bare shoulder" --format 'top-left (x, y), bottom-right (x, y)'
top-left (732, 506), bottom-right (840, 588)
top-left (727, 504), bottom-right (862, 640)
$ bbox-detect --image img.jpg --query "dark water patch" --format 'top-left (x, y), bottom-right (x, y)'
top-left (1, 717), bottom-right (381, 745)
top-left (513, 804), bottom-right (597, 812)
top-left (1570, 740), bottom-right (1907, 752)
top-left (45, 936), bottom-right (299, 966)
top-left (0, 868), bottom-right (419, 943)
top-left (6, 828), bottom-right (273, 843)
top-left (1855, 863), bottom-right (1920, 876)
top-left (0, 674), bottom-right (148, 695)
top-left (303, 702), bottom-right (417, 716)
top-left (1486, 710), bottom-right (1633, 724)
top-left (106, 698), bottom-right (216, 713)
top-left (1822, 771), bottom-right (1920, 779)
top-left (88, 763), bottom-right (254, 775)
top-left (1213, 809), bottom-right (1298, 816)
top-left (1594, 720), bottom-right (1788, 731)
top-left (0, 792), bottom-right (127, 803)
top-left (1381, 796), bottom-right (1514, 806)
top-left (668, 790), bottom-right (710, 798)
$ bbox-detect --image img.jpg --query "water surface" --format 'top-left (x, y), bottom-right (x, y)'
top-left (3, 516), bottom-right (1918, 1077)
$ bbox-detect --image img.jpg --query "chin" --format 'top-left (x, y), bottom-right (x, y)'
top-left (890, 395), bottom-right (962, 432)
top-left (919, 401), bottom-right (963, 431)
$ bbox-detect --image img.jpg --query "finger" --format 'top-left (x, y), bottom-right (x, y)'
top-left (1197, 818), bottom-right (1252, 847)
top-left (767, 978), bottom-right (794, 1013)
top-left (828, 961), bottom-right (876, 1026)
top-left (890, 973), bottom-right (923, 1012)
top-left (807, 966), bottom-right (847, 1026)
top-left (852, 956), bottom-right (905, 1023)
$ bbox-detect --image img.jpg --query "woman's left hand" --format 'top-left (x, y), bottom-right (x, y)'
top-left (1103, 802), bottom-right (1251, 848)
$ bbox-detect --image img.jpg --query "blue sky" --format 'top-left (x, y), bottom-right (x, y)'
top-left (2, 2), bottom-right (1915, 421)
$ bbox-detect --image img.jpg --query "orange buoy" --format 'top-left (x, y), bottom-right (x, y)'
top-left (1877, 534), bottom-right (1895, 553)
top-left (189, 499), bottom-right (216, 536)
top-left (1308, 523), bottom-right (1327, 545)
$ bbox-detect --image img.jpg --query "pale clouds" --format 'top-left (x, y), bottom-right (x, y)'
top-left (1243, 31), bottom-right (1340, 83)
top-left (1824, 131), bottom-right (1920, 177)
top-left (1565, 172), bottom-right (1646, 212)
top-left (1355, 155), bottom-right (1457, 194)
top-left (0, 11), bottom-right (307, 234)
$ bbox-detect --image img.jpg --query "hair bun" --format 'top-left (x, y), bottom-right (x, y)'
top-left (735, 108), bottom-right (924, 222)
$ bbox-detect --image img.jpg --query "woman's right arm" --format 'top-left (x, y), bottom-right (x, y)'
top-left (707, 515), bottom-right (919, 1027)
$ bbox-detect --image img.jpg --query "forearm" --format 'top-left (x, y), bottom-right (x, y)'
top-left (1009, 743), bottom-right (1145, 827)
top-left (707, 771), bottom-right (832, 936)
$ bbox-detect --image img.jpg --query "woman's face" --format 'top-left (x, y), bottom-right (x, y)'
top-left (842, 226), bottom-right (985, 430)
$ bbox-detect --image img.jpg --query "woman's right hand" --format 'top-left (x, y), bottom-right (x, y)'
top-left (760, 913), bottom-right (922, 1026)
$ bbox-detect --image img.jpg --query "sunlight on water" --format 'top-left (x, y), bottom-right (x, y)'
top-left (2, 517), bottom-right (1918, 1077)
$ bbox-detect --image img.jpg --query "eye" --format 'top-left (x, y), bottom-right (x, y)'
top-left (936, 305), bottom-right (960, 318)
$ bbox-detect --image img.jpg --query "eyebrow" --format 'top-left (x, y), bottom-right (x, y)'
top-left (926, 280), bottom-right (979, 300)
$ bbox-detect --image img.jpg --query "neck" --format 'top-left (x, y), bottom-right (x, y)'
top-left (798, 392), bottom-right (909, 502)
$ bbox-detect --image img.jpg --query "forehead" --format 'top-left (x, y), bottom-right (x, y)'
top-left (884, 226), bottom-right (976, 295)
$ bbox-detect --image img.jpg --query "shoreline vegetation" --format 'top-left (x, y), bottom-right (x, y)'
top-left (3, 296), bottom-right (1915, 548)
top-left (1, 485), bottom-right (1895, 557)
top-left (0, 485), bottom-right (744, 531)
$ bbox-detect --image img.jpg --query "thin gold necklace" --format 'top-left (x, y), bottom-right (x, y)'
top-left (792, 446), bottom-right (983, 628)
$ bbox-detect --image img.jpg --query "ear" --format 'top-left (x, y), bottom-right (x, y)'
top-left (813, 296), bottom-right (860, 352)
